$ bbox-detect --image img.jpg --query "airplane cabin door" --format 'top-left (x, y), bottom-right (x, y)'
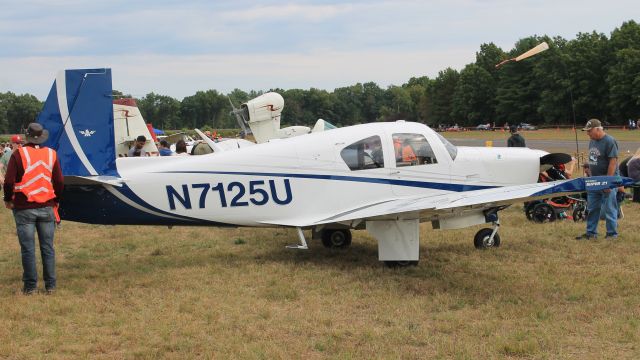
top-left (333, 134), bottom-right (393, 207)
top-left (390, 132), bottom-right (451, 197)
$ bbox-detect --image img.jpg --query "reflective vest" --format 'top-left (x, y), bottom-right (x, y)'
top-left (402, 145), bottom-right (417, 162)
top-left (14, 146), bottom-right (57, 203)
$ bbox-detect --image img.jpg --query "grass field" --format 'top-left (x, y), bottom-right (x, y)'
top-left (1, 131), bottom-right (640, 358)
top-left (2, 203), bottom-right (640, 358)
top-left (441, 128), bottom-right (640, 142)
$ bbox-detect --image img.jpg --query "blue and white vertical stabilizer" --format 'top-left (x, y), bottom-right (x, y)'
top-left (38, 68), bottom-right (119, 182)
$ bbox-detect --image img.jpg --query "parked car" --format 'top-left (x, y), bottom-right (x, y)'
top-left (519, 123), bottom-right (537, 131)
top-left (476, 123), bottom-right (492, 131)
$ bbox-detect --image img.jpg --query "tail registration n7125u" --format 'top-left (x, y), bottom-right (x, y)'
top-left (37, 69), bottom-right (632, 267)
top-left (165, 179), bottom-right (293, 210)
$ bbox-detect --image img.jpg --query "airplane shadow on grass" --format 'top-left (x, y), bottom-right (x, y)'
top-left (51, 236), bottom-right (510, 302)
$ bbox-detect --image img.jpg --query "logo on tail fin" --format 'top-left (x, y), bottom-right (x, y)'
top-left (79, 129), bottom-right (96, 137)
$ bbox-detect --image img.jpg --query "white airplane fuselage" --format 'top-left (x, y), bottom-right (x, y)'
top-left (39, 68), bottom-right (627, 264)
top-left (61, 121), bottom-right (545, 226)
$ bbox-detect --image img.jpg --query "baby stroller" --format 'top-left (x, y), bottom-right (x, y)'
top-left (524, 163), bottom-right (587, 223)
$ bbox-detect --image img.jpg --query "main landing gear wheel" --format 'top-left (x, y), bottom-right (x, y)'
top-left (321, 229), bottom-right (352, 248)
top-left (384, 261), bottom-right (419, 268)
top-left (474, 228), bottom-right (501, 249)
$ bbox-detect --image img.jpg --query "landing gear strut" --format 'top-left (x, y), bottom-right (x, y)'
top-left (474, 220), bottom-right (501, 249)
top-left (321, 229), bottom-right (352, 248)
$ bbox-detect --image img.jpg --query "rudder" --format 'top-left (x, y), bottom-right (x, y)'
top-left (38, 68), bottom-right (117, 177)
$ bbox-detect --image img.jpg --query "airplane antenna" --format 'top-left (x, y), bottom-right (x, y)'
top-left (567, 74), bottom-right (579, 157)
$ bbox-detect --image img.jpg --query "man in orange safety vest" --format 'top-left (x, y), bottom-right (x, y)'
top-left (3, 123), bottom-right (64, 295)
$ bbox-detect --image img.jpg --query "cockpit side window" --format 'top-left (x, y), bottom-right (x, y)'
top-left (340, 135), bottom-right (385, 171)
top-left (392, 133), bottom-right (438, 167)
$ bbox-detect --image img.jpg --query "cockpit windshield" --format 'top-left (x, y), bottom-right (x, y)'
top-left (435, 132), bottom-right (458, 160)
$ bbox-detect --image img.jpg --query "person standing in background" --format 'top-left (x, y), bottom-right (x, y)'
top-left (507, 126), bottom-right (526, 147)
top-left (576, 119), bottom-right (619, 240)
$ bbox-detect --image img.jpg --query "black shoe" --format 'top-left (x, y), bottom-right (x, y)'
top-left (575, 233), bottom-right (597, 240)
top-left (22, 288), bottom-right (37, 295)
top-left (605, 234), bottom-right (618, 239)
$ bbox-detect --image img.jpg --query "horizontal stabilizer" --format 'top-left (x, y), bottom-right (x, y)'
top-left (64, 175), bottom-right (125, 187)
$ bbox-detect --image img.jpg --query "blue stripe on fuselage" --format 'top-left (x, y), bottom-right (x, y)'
top-left (60, 185), bottom-right (234, 226)
top-left (158, 171), bottom-right (495, 192)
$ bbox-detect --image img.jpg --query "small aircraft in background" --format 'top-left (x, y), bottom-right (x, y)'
top-left (38, 68), bottom-right (630, 266)
top-left (113, 98), bottom-right (159, 156)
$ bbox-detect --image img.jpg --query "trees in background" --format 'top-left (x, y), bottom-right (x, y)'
top-left (0, 92), bottom-right (42, 134)
top-left (1, 21), bottom-right (639, 134)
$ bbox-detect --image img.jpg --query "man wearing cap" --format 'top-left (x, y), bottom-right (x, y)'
top-left (3, 123), bottom-right (64, 295)
top-left (0, 135), bottom-right (23, 186)
top-left (576, 119), bottom-right (619, 240)
top-left (507, 126), bottom-right (526, 147)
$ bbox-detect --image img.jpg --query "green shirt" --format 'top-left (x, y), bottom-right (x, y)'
top-left (507, 133), bottom-right (526, 147)
top-left (0, 149), bottom-right (12, 170)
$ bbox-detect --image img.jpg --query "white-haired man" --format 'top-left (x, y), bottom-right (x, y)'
top-left (576, 119), bottom-right (619, 240)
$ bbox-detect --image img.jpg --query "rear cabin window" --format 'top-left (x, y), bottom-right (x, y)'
top-left (340, 136), bottom-right (385, 171)
top-left (393, 133), bottom-right (438, 167)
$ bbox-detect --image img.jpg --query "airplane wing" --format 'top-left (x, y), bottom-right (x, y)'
top-left (262, 176), bottom-right (631, 227)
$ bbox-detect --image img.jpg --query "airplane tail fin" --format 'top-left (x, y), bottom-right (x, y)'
top-left (38, 68), bottom-right (118, 177)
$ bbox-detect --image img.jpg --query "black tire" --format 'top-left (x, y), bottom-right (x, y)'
top-left (573, 204), bottom-right (587, 222)
top-left (524, 201), bottom-right (538, 221)
top-left (531, 203), bottom-right (556, 223)
top-left (474, 228), bottom-right (501, 249)
top-left (321, 229), bottom-right (352, 248)
top-left (384, 260), bottom-right (418, 268)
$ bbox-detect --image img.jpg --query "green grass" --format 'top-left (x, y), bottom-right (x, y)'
top-left (442, 128), bottom-right (640, 142)
top-left (1, 128), bottom-right (639, 358)
top-left (1, 202), bottom-right (640, 358)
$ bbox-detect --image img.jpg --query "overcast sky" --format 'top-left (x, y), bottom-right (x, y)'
top-left (0, 0), bottom-right (637, 100)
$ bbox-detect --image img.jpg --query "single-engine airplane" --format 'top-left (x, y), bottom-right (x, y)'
top-left (37, 69), bottom-right (631, 266)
